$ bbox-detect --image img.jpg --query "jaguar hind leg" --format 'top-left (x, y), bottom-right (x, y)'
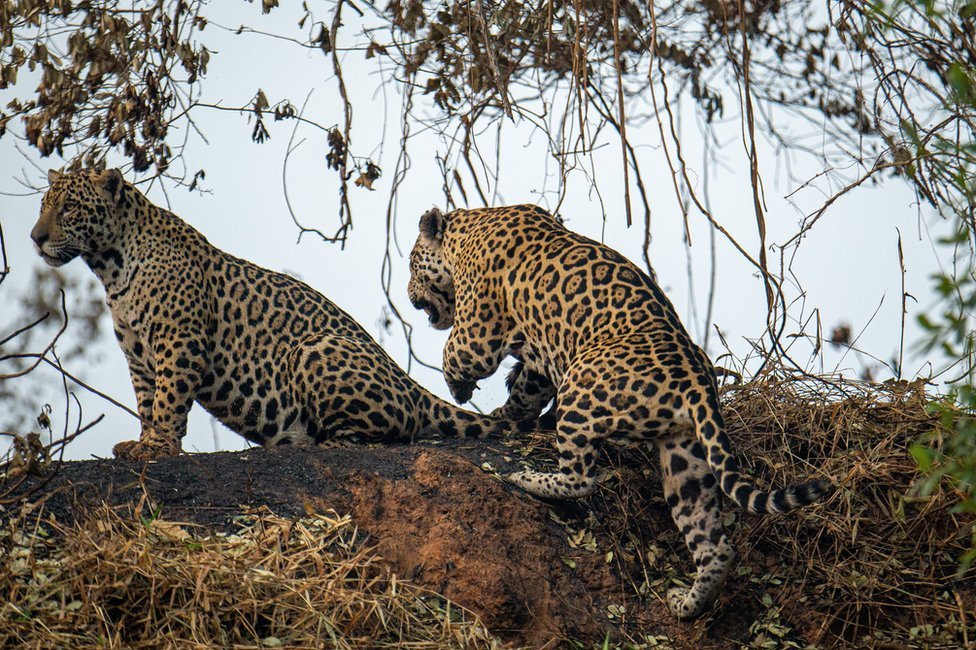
top-left (508, 419), bottom-right (601, 498)
top-left (656, 432), bottom-right (735, 619)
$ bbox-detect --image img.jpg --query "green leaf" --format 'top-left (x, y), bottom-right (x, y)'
top-left (947, 62), bottom-right (975, 104)
top-left (910, 442), bottom-right (935, 472)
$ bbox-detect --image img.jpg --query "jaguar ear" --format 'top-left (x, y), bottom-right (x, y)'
top-left (47, 169), bottom-right (64, 185)
top-left (97, 168), bottom-right (125, 206)
top-left (419, 207), bottom-right (447, 244)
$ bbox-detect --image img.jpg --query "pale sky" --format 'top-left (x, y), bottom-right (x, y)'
top-left (0, 4), bottom-right (947, 459)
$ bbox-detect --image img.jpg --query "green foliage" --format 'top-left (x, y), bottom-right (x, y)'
top-left (918, 226), bottom-right (976, 367)
top-left (911, 390), bottom-right (976, 570)
top-left (874, 0), bottom-right (976, 572)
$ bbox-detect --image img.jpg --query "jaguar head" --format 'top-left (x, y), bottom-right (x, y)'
top-left (407, 207), bottom-right (456, 330)
top-left (31, 168), bottom-right (127, 267)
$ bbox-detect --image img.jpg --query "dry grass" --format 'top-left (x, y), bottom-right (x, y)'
top-left (571, 369), bottom-right (976, 647)
top-left (0, 500), bottom-right (496, 649)
top-left (725, 375), bottom-right (971, 640)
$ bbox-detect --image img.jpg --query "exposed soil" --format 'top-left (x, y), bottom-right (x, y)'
top-left (4, 438), bottom-right (744, 648)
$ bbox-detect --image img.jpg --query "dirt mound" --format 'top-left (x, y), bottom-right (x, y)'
top-left (3, 441), bottom-right (622, 646)
top-left (3, 371), bottom-right (975, 648)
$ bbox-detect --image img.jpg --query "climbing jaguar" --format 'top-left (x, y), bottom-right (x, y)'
top-left (30, 168), bottom-right (512, 460)
top-left (407, 203), bottom-right (832, 619)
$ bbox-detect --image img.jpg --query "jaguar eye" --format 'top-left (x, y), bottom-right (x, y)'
top-left (62, 201), bottom-right (78, 213)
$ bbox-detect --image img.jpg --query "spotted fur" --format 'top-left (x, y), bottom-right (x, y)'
top-left (407, 204), bottom-right (832, 618)
top-left (30, 169), bottom-right (510, 460)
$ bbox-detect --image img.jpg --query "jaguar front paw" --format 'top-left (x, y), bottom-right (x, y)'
top-left (489, 402), bottom-right (532, 422)
top-left (447, 378), bottom-right (476, 404)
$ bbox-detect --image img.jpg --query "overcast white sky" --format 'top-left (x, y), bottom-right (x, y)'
top-left (0, 4), bottom-right (948, 459)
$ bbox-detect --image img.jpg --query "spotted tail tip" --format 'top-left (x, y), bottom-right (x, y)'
top-left (754, 477), bottom-right (834, 514)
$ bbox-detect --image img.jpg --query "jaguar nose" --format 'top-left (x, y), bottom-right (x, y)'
top-left (30, 226), bottom-right (49, 248)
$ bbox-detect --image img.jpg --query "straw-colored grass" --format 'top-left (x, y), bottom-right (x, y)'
top-left (0, 501), bottom-right (497, 649)
top-left (570, 369), bottom-right (975, 646)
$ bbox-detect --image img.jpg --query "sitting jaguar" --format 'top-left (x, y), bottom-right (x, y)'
top-left (407, 204), bottom-right (832, 619)
top-left (30, 168), bottom-right (512, 460)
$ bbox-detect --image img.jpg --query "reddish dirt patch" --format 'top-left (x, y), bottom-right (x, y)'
top-left (338, 450), bottom-right (612, 644)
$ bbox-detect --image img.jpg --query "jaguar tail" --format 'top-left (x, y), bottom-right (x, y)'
top-left (420, 395), bottom-right (512, 439)
top-left (691, 397), bottom-right (832, 514)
